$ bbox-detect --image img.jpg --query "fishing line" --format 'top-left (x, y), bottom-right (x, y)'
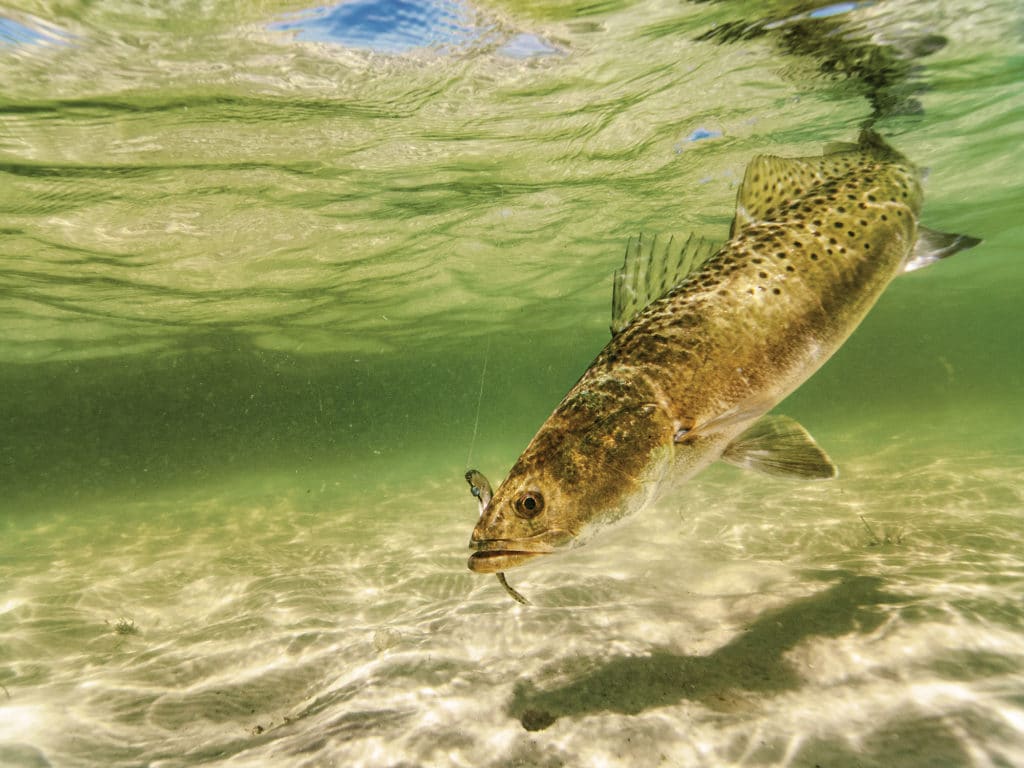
top-left (466, 334), bottom-right (491, 468)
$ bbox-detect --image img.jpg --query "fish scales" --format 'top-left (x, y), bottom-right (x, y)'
top-left (467, 131), bottom-right (979, 582)
top-left (620, 161), bottom-right (920, 416)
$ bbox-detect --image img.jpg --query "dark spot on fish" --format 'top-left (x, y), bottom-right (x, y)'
top-left (793, 241), bottom-right (803, 248)
top-left (811, 253), bottom-right (820, 260)
top-left (881, 214), bottom-right (888, 221)
top-left (786, 264), bottom-right (795, 272)
top-left (864, 243), bottom-right (871, 250)
top-left (834, 222), bottom-right (844, 229)
top-left (859, 202), bottom-right (867, 209)
top-left (758, 271), bottom-right (768, 278)
top-left (775, 252), bottom-right (786, 259)
top-left (829, 237), bottom-right (837, 245)
top-left (848, 231), bottom-right (855, 238)
top-left (868, 194), bottom-right (877, 202)
top-left (772, 288), bottom-right (781, 295)
top-left (838, 206), bottom-right (846, 213)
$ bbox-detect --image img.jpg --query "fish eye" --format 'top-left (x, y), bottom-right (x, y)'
top-left (514, 491), bottom-right (545, 519)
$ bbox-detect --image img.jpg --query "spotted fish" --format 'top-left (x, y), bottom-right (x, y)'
top-left (467, 130), bottom-right (980, 582)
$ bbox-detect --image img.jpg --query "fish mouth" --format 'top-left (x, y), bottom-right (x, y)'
top-left (467, 530), bottom-right (571, 574)
top-left (467, 550), bottom-right (548, 573)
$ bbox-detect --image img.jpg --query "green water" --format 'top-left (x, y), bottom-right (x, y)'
top-left (1, 0), bottom-right (1022, 765)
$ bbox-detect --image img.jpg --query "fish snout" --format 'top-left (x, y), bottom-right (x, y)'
top-left (467, 548), bottom-right (547, 573)
top-left (467, 530), bottom-right (572, 573)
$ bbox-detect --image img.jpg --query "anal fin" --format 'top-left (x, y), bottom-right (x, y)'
top-left (721, 415), bottom-right (837, 480)
top-left (902, 226), bottom-right (982, 273)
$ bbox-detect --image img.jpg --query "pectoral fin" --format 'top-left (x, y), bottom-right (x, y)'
top-left (721, 415), bottom-right (837, 479)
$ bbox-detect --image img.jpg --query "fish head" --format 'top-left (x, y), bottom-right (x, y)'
top-left (468, 378), bottom-right (673, 573)
top-left (466, 462), bottom-right (578, 574)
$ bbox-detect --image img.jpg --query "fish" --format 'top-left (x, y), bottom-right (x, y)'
top-left (467, 130), bottom-right (980, 583)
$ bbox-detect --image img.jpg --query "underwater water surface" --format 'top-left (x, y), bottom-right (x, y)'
top-left (1, 0), bottom-right (1022, 765)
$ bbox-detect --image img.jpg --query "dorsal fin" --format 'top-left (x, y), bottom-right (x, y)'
top-left (731, 133), bottom-right (897, 236)
top-left (611, 233), bottom-right (722, 335)
top-left (731, 155), bottom-right (830, 235)
top-left (822, 140), bottom-right (859, 155)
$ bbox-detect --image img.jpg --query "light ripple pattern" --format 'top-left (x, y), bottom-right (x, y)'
top-left (269, 0), bottom-right (496, 54)
top-left (2, 434), bottom-right (1023, 766)
top-left (0, 0), bottom-right (1021, 765)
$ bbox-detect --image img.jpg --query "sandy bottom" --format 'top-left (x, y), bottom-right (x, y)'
top-left (1, 432), bottom-right (1022, 767)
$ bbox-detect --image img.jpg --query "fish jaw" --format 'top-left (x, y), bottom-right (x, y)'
top-left (467, 549), bottom-right (546, 573)
top-left (467, 529), bottom-right (572, 573)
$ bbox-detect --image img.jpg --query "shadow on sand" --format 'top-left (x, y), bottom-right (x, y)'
top-left (509, 573), bottom-right (902, 731)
